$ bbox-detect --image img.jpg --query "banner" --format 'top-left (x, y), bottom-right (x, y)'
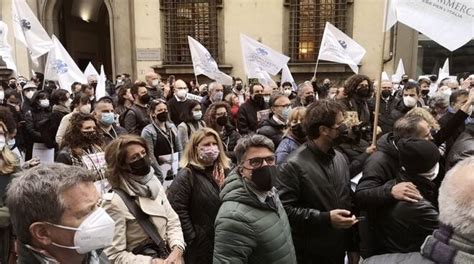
top-left (391, 59), bottom-right (405, 82)
top-left (12, 0), bottom-right (53, 61)
top-left (281, 65), bottom-right (297, 91)
top-left (438, 58), bottom-right (450, 81)
top-left (318, 22), bottom-right (366, 74)
top-left (385, 0), bottom-right (474, 51)
top-left (96, 65), bottom-right (107, 100)
top-left (84, 61), bottom-right (99, 79)
top-left (188, 36), bottom-right (232, 85)
top-left (0, 21), bottom-right (17, 73)
top-left (44, 35), bottom-right (87, 92)
top-left (240, 34), bottom-right (290, 78)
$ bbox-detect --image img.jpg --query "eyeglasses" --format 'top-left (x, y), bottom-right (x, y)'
top-left (274, 104), bottom-right (291, 108)
top-left (245, 155), bottom-right (275, 168)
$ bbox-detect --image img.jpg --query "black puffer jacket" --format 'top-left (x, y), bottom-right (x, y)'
top-left (446, 124), bottom-right (474, 171)
top-left (336, 138), bottom-right (371, 178)
top-left (220, 125), bottom-right (241, 163)
top-left (24, 91), bottom-right (52, 160)
top-left (167, 165), bottom-right (221, 264)
top-left (376, 174), bottom-right (438, 254)
top-left (277, 142), bottom-right (354, 261)
top-left (257, 115), bottom-right (286, 148)
top-left (237, 99), bottom-right (264, 135)
top-left (368, 96), bottom-right (397, 134)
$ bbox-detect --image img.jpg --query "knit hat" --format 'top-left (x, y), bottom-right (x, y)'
top-left (397, 138), bottom-right (440, 174)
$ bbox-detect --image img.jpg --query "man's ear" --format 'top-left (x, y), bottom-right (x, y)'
top-left (29, 222), bottom-right (53, 246)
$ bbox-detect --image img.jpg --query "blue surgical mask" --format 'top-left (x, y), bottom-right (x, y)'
top-left (100, 112), bottom-right (115, 126)
top-left (281, 106), bottom-right (292, 121)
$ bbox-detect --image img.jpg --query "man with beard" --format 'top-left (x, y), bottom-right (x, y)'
top-left (123, 82), bottom-right (151, 135)
top-left (292, 81), bottom-right (315, 107)
top-left (237, 83), bottom-right (266, 135)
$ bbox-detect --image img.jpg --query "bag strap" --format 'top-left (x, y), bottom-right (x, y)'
top-left (113, 189), bottom-right (167, 250)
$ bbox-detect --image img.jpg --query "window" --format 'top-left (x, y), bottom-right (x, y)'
top-left (161, 0), bottom-right (219, 65)
top-left (287, 0), bottom-right (348, 62)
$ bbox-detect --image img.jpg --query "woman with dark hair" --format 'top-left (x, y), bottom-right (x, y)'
top-left (167, 128), bottom-right (230, 264)
top-left (102, 134), bottom-right (185, 263)
top-left (177, 99), bottom-right (206, 147)
top-left (55, 93), bottom-right (91, 146)
top-left (116, 85), bottom-right (134, 116)
top-left (41, 89), bottom-right (71, 150)
top-left (257, 94), bottom-right (291, 148)
top-left (56, 112), bottom-right (104, 172)
top-left (204, 101), bottom-right (241, 163)
top-left (141, 99), bottom-right (181, 183)
top-left (337, 74), bottom-right (374, 126)
top-left (24, 90), bottom-right (51, 160)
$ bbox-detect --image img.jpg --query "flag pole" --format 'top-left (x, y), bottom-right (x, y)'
top-left (313, 57), bottom-right (321, 80)
top-left (372, 0), bottom-right (390, 145)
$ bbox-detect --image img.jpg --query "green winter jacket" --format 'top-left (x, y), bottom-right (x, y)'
top-left (213, 169), bottom-right (297, 264)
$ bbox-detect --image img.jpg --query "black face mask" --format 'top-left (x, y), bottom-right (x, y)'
top-left (201, 91), bottom-right (208, 97)
top-left (9, 83), bottom-right (16, 89)
top-left (216, 115), bottom-right (228, 126)
top-left (291, 123), bottom-right (306, 140)
top-left (249, 165), bottom-right (278, 192)
top-left (139, 94), bottom-right (151, 104)
top-left (421, 90), bottom-right (430, 96)
top-left (331, 123), bottom-right (349, 146)
top-left (253, 94), bottom-right (264, 106)
top-left (235, 84), bottom-right (243, 91)
top-left (356, 88), bottom-right (370, 98)
top-left (128, 156), bottom-right (151, 176)
top-left (91, 82), bottom-right (98, 89)
top-left (381, 90), bottom-right (392, 98)
top-left (81, 131), bottom-right (101, 144)
top-left (155, 111), bottom-right (168, 122)
top-left (305, 95), bottom-right (314, 105)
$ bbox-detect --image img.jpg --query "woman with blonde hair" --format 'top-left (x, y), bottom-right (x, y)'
top-left (102, 134), bottom-right (185, 264)
top-left (275, 107), bottom-right (307, 164)
top-left (167, 127), bottom-right (230, 264)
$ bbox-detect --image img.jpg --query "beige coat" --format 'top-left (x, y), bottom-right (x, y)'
top-left (102, 180), bottom-right (185, 263)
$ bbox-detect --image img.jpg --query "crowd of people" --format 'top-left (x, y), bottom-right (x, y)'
top-left (0, 69), bottom-right (473, 264)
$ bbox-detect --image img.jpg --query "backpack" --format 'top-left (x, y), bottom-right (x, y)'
top-left (119, 107), bottom-right (149, 132)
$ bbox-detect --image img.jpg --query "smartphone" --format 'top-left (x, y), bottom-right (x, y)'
top-left (356, 216), bottom-right (366, 221)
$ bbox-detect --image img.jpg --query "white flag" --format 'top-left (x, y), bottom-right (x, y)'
top-left (318, 22), bottom-right (366, 74)
top-left (188, 36), bottom-right (232, 85)
top-left (384, 0), bottom-right (398, 32)
top-left (438, 58), bottom-right (450, 82)
top-left (12, 0), bottom-right (52, 60)
top-left (44, 35), bottom-right (87, 92)
top-left (83, 62), bottom-right (99, 79)
top-left (240, 34), bottom-right (290, 78)
top-left (281, 65), bottom-right (297, 91)
top-left (0, 21), bottom-right (17, 73)
top-left (391, 59), bottom-right (405, 82)
top-left (256, 71), bottom-right (277, 87)
top-left (381, 71), bottom-right (390, 81)
top-left (96, 65), bottom-right (107, 100)
top-left (385, 0), bottom-right (474, 51)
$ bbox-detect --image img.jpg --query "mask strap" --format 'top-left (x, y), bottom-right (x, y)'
top-left (46, 222), bottom-right (80, 231)
top-left (51, 242), bottom-right (79, 250)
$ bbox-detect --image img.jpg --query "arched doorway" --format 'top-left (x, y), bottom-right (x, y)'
top-left (40, 0), bottom-right (114, 78)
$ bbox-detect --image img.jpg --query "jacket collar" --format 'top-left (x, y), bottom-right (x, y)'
top-left (306, 141), bottom-right (336, 162)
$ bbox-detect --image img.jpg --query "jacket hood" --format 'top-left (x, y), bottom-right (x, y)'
top-left (220, 168), bottom-right (267, 210)
top-left (259, 115), bottom-right (286, 129)
top-left (376, 132), bottom-right (399, 159)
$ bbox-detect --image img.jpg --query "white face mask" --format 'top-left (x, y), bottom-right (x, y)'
top-left (176, 89), bottom-right (188, 99)
top-left (152, 79), bottom-right (160, 87)
top-left (193, 110), bottom-right (202, 120)
top-left (0, 91), bottom-right (4, 101)
top-left (80, 104), bottom-right (92, 114)
top-left (25, 90), bottom-right (35, 99)
top-left (0, 135), bottom-right (5, 151)
top-left (403, 96), bottom-right (418, 108)
top-left (49, 207), bottom-right (115, 254)
top-left (283, 89), bottom-right (292, 96)
top-left (39, 99), bottom-right (50, 108)
top-left (263, 96), bottom-right (271, 103)
top-left (419, 163), bottom-right (439, 181)
top-left (65, 99), bottom-right (72, 109)
top-left (442, 89), bottom-right (452, 97)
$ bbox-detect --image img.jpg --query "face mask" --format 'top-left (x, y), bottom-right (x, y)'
top-left (152, 79), bottom-right (159, 87)
top-left (393, 84), bottom-right (400, 90)
top-left (442, 89), bottom-right (452, 97)
top-left (330, 123), bottom-right (349, 146)
top-left (128, 155), bottom-right (151, 176)
top-left (49, 207), bottom-right (115, 254)
top-left (65, 99), bottom-right (72, 109)
top-left (381, 90), bottom-right (392, 98)
top-left (403, 96), bottom-right (418, 108)
top-left (80, 104), bottom-right (92, 114)
top-left (0, 135), bottom-right (5, 151)
top-left (176, 89), bottom-right (188, 99)
top-left (7, 138), bottom-right (15, 149)
top-left (305, 95), bottom-right (315, 105)
top-left (89, 96), bottom-right (95, 102)
top-left (283, 89), bottom-right (292, 96)
top-left (193, 110), bottom-right (202, 120)
top-left (90, 83), bottom-right (98, 89)
top-left (249, 165), bottom-right (278, 192)
top-left (253, 94), bottom-right (264, 105)
top-left (213, 91), bottom-right (224, 102)
top-left (116, 79), bottom-right (123, 85)
top-left (39, 99), bottom-right (50, 108)
top-left (25, 90), bottom-right (35, 99)
top-left (356, 88), bottom-right (370, 98)
top-left (82, 131), bottom-right (98, 140)
top-left (280, 106), bottom-right (292, 121)
top-left (421, 90), bottom-right (430, 96)
top-left (291, 123), bottom-right (305, 139)
top-left (0, 91), bottom-right (4, 101)
top-left (139, 94), bottom-right (151, 105)
top-left (235, 84), bottom-right (243, 91)
top-left (9, 83), bottom-right (16, 89)
top-left (198, 145), bottom-right (220, 163)
top-left (216, 115), bottom-right (228, 126)
top-left (418, 163), bottom-right (439, 181)
top-left (200, 91), bottom-right (208, 97)
top-left (263, 96), bottom-right (271, 103)
top-left (100, 112), bottom-right (115, 126)
top-left (155, 111), bottom-right (168, 122)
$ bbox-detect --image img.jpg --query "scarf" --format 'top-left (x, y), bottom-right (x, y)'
top-left (212, 163), bottom-right (225, 188)
top-left (421, 224), bottom-right (474, 264)
top-left (122, 172), bottom-right (160, 200)
top-left (52, 104), bottom-right (70, 114)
